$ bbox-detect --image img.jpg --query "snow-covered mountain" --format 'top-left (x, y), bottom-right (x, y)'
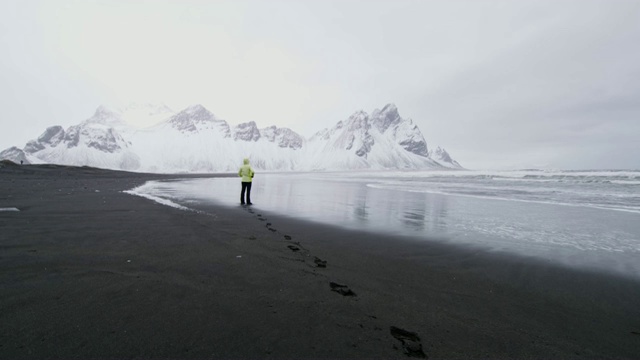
top-left (304, 104), bottom-right (452, 170)
top-left (1, 103), bottom-right (462, 172)
top-left (429, 146), bottom-right (462, 168)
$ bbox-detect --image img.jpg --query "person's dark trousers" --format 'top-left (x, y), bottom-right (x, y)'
top-left (241, 182), bottom-right (252, 204)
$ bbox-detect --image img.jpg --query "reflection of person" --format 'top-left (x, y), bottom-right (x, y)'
top-left (238, 158), bottom-right (255, 205)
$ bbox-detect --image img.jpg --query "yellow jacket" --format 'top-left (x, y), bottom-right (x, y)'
top-left (238, 158), bottom-right (255, 182)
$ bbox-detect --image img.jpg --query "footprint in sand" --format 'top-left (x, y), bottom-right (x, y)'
top-left (284, 235), bottom-right (292, 240)
top-left (264, 222), bottom-right (277, 232)
top-left (390, 326), bottom-right (426, 358)
top-left (287, 245), bottom-right (300, 252)
top-left (314, 257), bottom-right (327, 268)
top-left (330, 282), bottom-right (356, 297)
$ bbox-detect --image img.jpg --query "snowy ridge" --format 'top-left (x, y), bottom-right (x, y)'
top-left (1, 103), bottom-right (462, 172)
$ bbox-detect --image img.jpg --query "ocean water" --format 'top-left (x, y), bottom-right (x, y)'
top-left (127, 170), bottom-right (640, 279)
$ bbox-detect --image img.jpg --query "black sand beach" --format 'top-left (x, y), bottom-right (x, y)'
top-left (1, 161), bottom-right (639, 359)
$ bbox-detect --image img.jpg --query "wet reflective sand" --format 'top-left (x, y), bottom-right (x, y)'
top-left (136, 172), bottom-right (640, 279)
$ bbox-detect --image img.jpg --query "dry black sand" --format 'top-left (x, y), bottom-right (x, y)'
top-left (1, 161), bottom-right (639, 359)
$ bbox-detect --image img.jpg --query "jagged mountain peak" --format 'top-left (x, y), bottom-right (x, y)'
top-left (316, 104), bottom-right (428, 159)
top-left (167, 104), bottom-right (226, 133)
top-left (38, 126), bottom-right (65, 142)
top-left (381, 103), bottom-right (398, 111)
top-left (349, 110), bottom-right (368, 118)
top-left (0, 146), bottom-right (29, 164)
top-left (260, 125), bottom-right (304, 150)
top-left (1, 102), bottom-right (462, 171)
top-left (431, 146), bottom-right (452, 161)
top-left (344, 110), bottom-right (371, 132)
top-left (429, 146), bottom-right (462, 168)
top-left (347, 110), bottom-right (369, 121)
top-left (178, 104), bottom-right (216, 119)
top-left (375, 103), bottom-right (399, 117)
top-left (372, 103), bottom-right (402, 133)
top-left (233, 121), bottom-right (260, 142)
top-left (184, 104), bottom-right (208, 113)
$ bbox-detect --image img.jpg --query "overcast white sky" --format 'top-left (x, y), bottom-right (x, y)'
top-left (1, 0), bottom-right (639, 169)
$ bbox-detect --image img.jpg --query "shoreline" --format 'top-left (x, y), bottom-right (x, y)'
top-left (1, 163), bottom-right (640, 359)
top-left (134, 174), bottom-right (640, 282)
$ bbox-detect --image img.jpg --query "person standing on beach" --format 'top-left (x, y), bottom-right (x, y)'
top-left (238, 158), bottom-right (255, 205)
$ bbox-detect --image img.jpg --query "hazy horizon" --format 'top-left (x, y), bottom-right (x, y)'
top-left (2, 0), bottom-right (639, 170)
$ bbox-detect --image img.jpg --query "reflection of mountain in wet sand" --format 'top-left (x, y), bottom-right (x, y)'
top-left (146, 172), bottom-right (640, 280)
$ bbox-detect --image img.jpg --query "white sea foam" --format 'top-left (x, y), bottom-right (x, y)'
top-left (124, 189), bottom-right (191, 211)
top-left (353, 169), bottom-right (640, 215)
top-left (611, 180), bottom-right (640, 185)
top-left (124, 181), bottom-right (193, 211)
top-left (0, 207), bottom-right (20, 212)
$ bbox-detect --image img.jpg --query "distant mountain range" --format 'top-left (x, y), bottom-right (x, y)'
top-left (1, 103), bottom-right (462, 172)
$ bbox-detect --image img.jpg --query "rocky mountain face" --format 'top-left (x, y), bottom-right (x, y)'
top-left (304, 104), bottom-right (457, 170)
top-left (5, 106), bottom-right (140, 170)
top-left (260, 126), bottom-right (304, 150)
top-left (1, 103), bottom-right (462, 172)
top-left (429, 146), bottom-right (462, 168)
top-left (168, 104), bottom-right (230, 136)
top-left (0, 147), bottom-right (29, 164)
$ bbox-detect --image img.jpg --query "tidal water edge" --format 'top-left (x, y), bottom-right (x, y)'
top-left (128, 170), bottom-right (640, 280)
